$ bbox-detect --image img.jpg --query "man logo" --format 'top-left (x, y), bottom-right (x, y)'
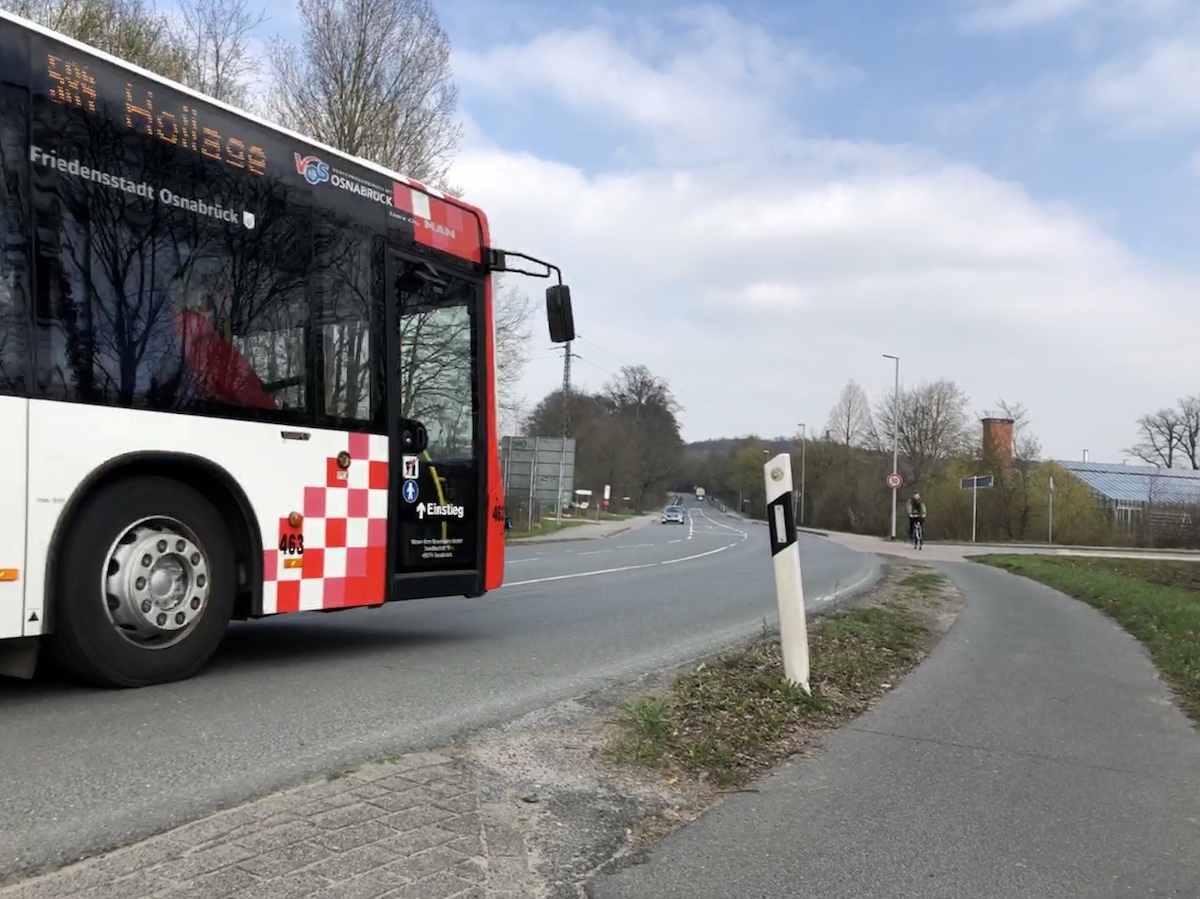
top-left (242, 211), bottom-right (256, 230)
top-left (294, 153), bottom-right (330, 186)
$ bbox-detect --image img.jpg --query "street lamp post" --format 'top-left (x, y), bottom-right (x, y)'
top-left (797, 422), bottom-right (807, 525)
top-left (882, 353), bottom-right (900, 540)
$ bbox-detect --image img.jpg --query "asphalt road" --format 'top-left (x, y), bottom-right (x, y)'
top-left (0, 503), bottom-right (879, 880)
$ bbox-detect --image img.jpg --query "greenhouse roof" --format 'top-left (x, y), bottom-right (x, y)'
top-left (1054, 460), bottom-right (1200, 506)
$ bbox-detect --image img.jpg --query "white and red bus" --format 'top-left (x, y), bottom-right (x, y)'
top-left (0, 10), bottom-right (575, 688)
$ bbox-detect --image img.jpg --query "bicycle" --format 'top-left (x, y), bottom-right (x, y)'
top-left (909, 517), bottom-right (924, 550)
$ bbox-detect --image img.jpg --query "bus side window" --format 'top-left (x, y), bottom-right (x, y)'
top-left (313, 222), bottom-right (381, 431)
top-left (0, 85), bottom-right (32, 396)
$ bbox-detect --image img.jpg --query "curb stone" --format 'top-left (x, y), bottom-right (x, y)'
top-left (0, 751), bottom-right (541, 899)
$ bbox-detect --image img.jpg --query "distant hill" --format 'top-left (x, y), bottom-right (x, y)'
top-left (684, 436), bottom-right (794, 458)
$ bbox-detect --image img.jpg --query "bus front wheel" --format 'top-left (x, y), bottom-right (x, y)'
top-left (50, 475), bottom-right (236, 688)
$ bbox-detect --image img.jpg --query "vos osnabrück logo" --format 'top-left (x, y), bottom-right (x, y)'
top-left (294, 153), bottom-right (330, 185)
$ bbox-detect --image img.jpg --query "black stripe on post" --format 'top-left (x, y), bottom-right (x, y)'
top-left (767, 493), bottom-right (797, 557)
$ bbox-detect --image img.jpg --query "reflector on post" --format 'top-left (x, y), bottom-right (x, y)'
top-left (763, 453), bottom-right (810, 693)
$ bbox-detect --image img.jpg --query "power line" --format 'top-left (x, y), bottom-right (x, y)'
top-left (572, 334), bottom-right (797, 436)
top-left (571, 354), bottom-right (750, 437)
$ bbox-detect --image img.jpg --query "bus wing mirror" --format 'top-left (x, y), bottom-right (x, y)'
top-left (546, 284), bottom-right (575, 343)
top-left (399, 418), bottom-right (428, 454)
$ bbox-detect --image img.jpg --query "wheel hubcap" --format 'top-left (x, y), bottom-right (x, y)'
top-left (102, 518), bottom-right (211, 648)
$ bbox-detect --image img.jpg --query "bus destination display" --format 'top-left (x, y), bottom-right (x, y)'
top-left (45, 51), bottom-right (267, 176)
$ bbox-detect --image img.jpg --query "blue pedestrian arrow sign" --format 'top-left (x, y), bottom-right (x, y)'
top-left (402, 479), bottom-right (419, 504)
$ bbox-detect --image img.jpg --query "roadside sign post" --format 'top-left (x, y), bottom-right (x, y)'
top-left (885, 472), bottom-right (903, 539)
top-left (763, 453), bottom-right (810, 693)
top-left (960, 474), bottom-right (995, 542)
top-left (1048, 475), bottom-right (1054, 544)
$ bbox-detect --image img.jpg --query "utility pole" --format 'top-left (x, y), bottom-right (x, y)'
top-left (883, 353), bottom-right (900, 540)
top-left (561, 340), bottom-right (573, 399)
top-left (797, 422), bottom-right (807, 526)
top-left (555, 341), bottom-right (580, 522)
top-left (555, 341), bottom-right (580, 436)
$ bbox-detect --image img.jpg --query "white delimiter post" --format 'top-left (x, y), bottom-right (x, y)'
top-left (763, 453), bottom-right (811, 693)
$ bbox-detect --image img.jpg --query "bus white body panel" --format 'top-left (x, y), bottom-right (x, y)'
top-left (16, 400), bottom-right (390, 640)
top-left (0, 398), bottom-right (28, 641)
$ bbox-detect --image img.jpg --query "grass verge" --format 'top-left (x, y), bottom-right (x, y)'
top-left (506, 519), bottom-right (588, 540)
top-left (971, 554), bottom-right (1200, 723)
top-left (606, 561), bottom-right (962, 789)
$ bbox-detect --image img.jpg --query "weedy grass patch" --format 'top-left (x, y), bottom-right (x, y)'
top-left (608, 564), bottom-right (958, 787)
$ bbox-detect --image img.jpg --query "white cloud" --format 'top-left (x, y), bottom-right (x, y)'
top-left (959, 0), bottom-right (1182, 34)
top-left (1082, 20), bottom-right (1200, 130)
top-left (944, 0), bottom-right (1200, 141)
top-left (452, 4), bottom-right (857, 166)
top-left (959, 0), bottom-right (1098, 33)
top-left (450, 7), bottom-right (1200, 460)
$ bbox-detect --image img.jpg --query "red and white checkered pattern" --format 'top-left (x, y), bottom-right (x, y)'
top-left (261, 431), bottom-right (390, 614)
top-left (391, 181), bottom-right (481, 263)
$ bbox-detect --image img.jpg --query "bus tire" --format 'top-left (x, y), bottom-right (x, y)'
top-left (50, 475), bottom-right (236, 688)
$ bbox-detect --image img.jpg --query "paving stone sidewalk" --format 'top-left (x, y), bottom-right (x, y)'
top-left (0, 751), bottom-right (538, 899)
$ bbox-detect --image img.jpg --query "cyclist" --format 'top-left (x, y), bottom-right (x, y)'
top-left (907, 492), bottom-right (926, 548)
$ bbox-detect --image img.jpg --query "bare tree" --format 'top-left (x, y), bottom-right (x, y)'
top-left (874, 378), bottom-right (972, 487)
top-left (1128, 406), bottom-right (1186, 468)
top-left (266, 0), bottom-right (462, 187)
top-left (1179, 396), bottom-right (1200, 469)
top-left (492, 279), bottom-right (533, 437)
top-left (602, 365), bottom-right (684, 510)
top-left (7, 0), bottom-right (264, 103)
top-left (174, 0), bottom-right (265, 106)
top-left (825, 379), bottom-right (874, 446)
top-left (5, 0), bottom-right (190, 79)
top-left (604, 364), bottom-right (680, 419)
top-left (524, 368), bottom-right (685, 512)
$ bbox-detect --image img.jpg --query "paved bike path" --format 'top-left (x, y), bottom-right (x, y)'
top-left (589, 559), bottom-right (1200, 898)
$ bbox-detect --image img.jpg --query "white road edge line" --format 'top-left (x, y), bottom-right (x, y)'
top-left (696, 508), bottom-right (748, 538)
top-left (501, 536), bottom-right (746, 588)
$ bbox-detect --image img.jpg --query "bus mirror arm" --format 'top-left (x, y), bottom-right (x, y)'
top-left (399, 417), bottom-right (428, 454)
top-left (486, 248), bottom-right (576, 345)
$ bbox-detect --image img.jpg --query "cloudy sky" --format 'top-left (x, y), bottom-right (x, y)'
top-left (270, 0), bottom-right (1200, 461)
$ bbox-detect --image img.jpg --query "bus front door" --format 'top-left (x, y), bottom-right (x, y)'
top-left (384, 249), bottom-right (485, 599)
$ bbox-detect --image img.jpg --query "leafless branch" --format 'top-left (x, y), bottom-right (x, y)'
top-left (173, 0), bottom-right (266, 106)
top-left (824, 379), bottom-right (873, 447)
top-left (266, 0), bottom-right (462, 186)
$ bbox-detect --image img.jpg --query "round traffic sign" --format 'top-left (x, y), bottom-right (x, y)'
top-left (886, 472), bottom-right (903, 490)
